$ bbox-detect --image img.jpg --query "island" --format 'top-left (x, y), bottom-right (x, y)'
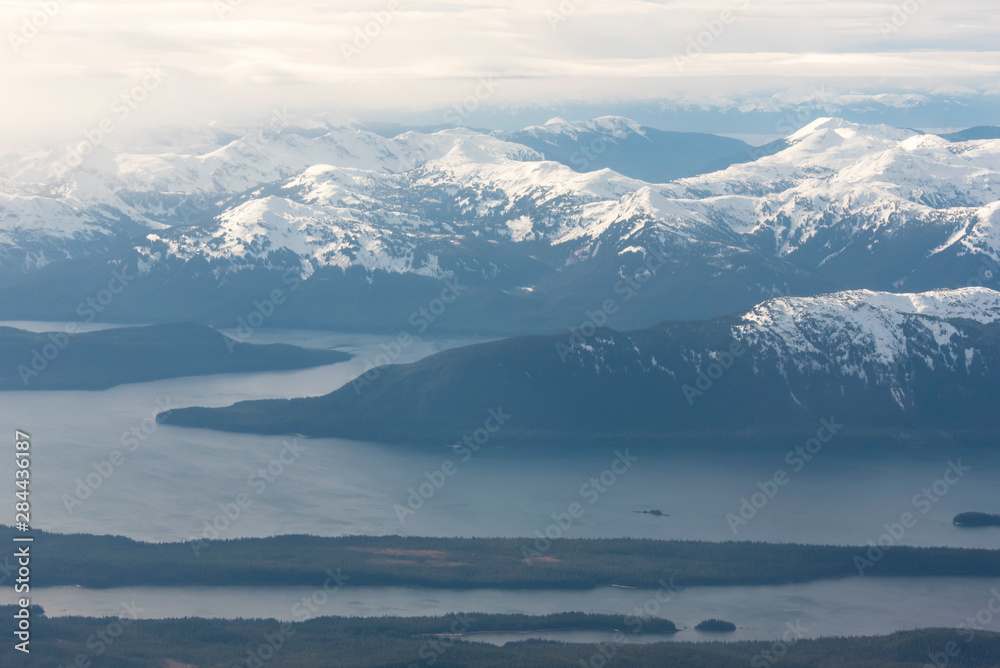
top-left (695, 619), bottom-right (737, 632)
top-left (954, 512), bottom-right (1000, 527)
top-left (3, 528), bottom-right (999, 590)
top-left (2, 609), bottom-right (992, 668)
top-left (634, 509), bottom-right (668, 517)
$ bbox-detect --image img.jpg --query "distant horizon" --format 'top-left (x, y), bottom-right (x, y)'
top-left (5, 95), bottom-right (998, 152)
top-left (1, 0), bottom-right (997, 141)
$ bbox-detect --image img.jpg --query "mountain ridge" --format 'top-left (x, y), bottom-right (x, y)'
top-left (3, 117), bottom-right (1000, 334)
top-left (157, 287), bottom-right (1000, 444)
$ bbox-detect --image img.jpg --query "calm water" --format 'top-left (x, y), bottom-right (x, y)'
top-left (2, 578), bottom-right (998, 643)
top-left (0, 322), bottom-right (998, 547)
top-left (1, 322), bottom-right (999, 641)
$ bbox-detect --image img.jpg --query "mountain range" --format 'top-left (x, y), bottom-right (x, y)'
top-left (2, 116), bottom-right (999, 335)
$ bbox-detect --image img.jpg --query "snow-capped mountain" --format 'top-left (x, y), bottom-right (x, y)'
top-left (656, 117), bottom-right (1000, 290)
top-left (160, 287), bottom-right (1000, 443)
top-left (1, 116), bottom-right (999, 334)
top-left (734, 288), bottom-right (1000, 410)
top-left (0, 169), bottom-right (163, 277)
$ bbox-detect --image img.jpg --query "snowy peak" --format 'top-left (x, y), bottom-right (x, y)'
top-left (525, 116), bottom-right (646, 141)
top-left (770, 118), bottom-right (920, 170)
top-left (394, 128), bottom-right (544, 168)
top-left (736, 288), bottom-right (1000, 382)
top-left (743, 287), bottom-right (1000, 331)
top-left (115, 127), bottom-right (411, 197)
top-left (786, 117), bottom-right (917, 144)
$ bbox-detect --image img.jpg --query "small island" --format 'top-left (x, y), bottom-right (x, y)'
top-left (634, 509), bottom-right (669, 517)
top-left (695, 619), bottom-right (737, 633)
top-left (954, 512), bottom-right (1000, 527)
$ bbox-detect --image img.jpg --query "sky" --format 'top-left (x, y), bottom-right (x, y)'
top-left (1, 0), bottom-right (998, 141)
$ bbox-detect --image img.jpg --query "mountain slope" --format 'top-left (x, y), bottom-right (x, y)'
top-left (158, 288), bottom-right (1000, 444)
top-left (0, 171), bottom-right (163, 278)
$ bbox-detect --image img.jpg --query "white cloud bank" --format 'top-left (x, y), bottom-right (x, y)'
top-left (0, 0), bottom-right (997, 139)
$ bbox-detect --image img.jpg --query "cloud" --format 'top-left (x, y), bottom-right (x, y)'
top-left (0, 0), bottom-right (996, 139)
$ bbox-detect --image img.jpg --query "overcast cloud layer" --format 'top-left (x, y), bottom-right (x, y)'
top-left (1, 0), bottom-right (998, 140)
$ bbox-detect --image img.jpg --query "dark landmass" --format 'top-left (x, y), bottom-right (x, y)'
top-left (3, 610), bottom-right (998, 668)
top-left (635, 509), bottom-right (668, 517)
top-left (3, 528), bottom-right (998, 589)
top-left (0, 228), bottom-right (837, 338)
top-left (939, 126), bottom-right (1000, 142)
top-left (955, 512), bottom-right (1000, 527)
top-left (158, 309), bottom-right (1000, 444)
top-left (0, 322), bottom-right (350, 390)
top-left (699, 136), bottom-right (792, 173)
top-left (498, 124), bottom-right (751, 183)
top-left (696, 619), bottom-right (737, 632)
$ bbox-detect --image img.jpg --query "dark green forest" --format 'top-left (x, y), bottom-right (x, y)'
top-left (3, 610), bottom-right (999, 668)
top-left (955, 512), bottom-right (1000, 527)
top-left (4, 528), bottom-right (998, 589)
